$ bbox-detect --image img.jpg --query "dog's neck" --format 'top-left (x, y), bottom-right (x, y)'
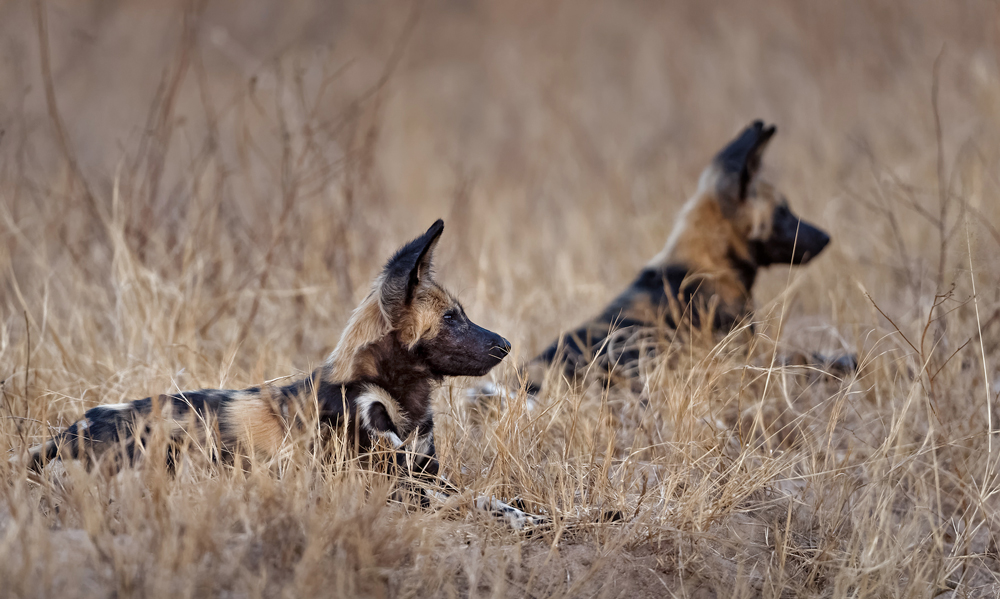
top-left (328, 331), bottom-right (440, 421)
top-left (646, 195), bottom-right (759, 328)
top-left (724, 247), bottom-right (759, 293)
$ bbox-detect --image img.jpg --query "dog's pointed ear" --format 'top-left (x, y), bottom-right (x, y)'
top-left (379, 219), bottom-right (445, 313)
top-left (710, 120), bottom-right (776, 202)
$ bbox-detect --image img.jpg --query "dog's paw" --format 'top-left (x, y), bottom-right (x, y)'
top-left (465, 382), bottom-right (538, 413)
top-left (508, 509), bottom-right (550, 532)
top-left (475, 495), bottom-right (548, 531)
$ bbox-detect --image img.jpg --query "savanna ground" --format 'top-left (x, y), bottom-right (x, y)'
top-left (1, 1), bottom-right (1000, 597)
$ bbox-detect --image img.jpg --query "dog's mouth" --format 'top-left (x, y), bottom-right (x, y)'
top-left (469, 349), bottom-right (509, 377)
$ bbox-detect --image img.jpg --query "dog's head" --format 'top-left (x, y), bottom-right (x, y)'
top-left (377, 220), bottom-right (510, 377)
top-left (699, 121), bottom-right (830, 267)
top-left (368, 219), bottom-right (510, 378)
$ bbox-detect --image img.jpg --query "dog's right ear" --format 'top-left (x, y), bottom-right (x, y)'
top-left (706, 120), bottom-right (776, 203)
top-left (378, 219), bottom-right (445, 317)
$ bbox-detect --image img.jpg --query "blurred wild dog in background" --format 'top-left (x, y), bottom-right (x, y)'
top-left (524, 120), bottom-right (846, 395)
top-left (17, 220), bottom-right (543, 529)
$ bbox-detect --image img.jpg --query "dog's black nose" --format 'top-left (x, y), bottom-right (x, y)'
top-left (494, 337), bottom-right (512, 358)
top-left (815, 229), bottom-right (831, 252)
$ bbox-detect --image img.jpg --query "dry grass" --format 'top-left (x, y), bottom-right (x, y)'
top-left (2, 1), bottom-right (1000, 597)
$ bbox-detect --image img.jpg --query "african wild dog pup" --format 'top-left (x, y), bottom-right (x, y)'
top-left (525, 120), bottom-right (837, 393)
top-left (19, 220), bottom-right (543, 529)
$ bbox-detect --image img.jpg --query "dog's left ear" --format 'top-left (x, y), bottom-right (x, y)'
top-left (711, 120), bottom-right (777, 202)
top-left (380, 219), bottom-right (445, 313)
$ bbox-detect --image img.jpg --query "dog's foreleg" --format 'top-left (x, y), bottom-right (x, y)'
top-left (371, 418), bottom-right (547, 530)
top-left (422, 479), bottom-right (544, 530)
top-left (391, 428), bottom-right (442, 507)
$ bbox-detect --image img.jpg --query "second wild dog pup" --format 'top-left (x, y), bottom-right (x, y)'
top-left (527, 120), bottom-right (833, 393)
top-left (20, 220), bottom-right (543, 529)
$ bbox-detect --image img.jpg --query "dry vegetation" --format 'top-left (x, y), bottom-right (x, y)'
top-left (2, 1), bottom-right (1000, 597)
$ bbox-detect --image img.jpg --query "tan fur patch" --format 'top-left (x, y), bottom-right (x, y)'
top-left (220, 393), bottom-right (286, 456)
top-left (737, 180), bottom-right (778, 241)
top-left (651, 194), bottom-right (726, 269)
top-left (398, 284), bottom-right (453, 348)
top-left (350, 352), bottom-right (379, 380)
top-left (646, 178), bottom-right (776, 317)
top-left (325, 287), bottom-right (392, 381)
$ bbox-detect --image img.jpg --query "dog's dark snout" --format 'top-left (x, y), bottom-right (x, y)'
top-left (799, 222), bottom-right (831, 263)
top-left (815, 229), bottom-right (831, 252)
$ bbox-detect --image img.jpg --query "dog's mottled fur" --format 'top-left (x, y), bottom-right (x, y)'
top-left (526, 121), bottom-right (835, 393)
top-left (20, 220), bottom-right (542, 529)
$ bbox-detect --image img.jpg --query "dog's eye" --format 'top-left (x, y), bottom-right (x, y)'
top-left (444, 311), bottom-right (456, 321)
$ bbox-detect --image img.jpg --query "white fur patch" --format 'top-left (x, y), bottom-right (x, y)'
top-left (409, 431), bottom-right (433, 457)
top-left (355, 384), bottom-right (410, 435)
top-left (382, 431), bottom-right (404, 448)
top-left (425, 489), bottom-right (450, 503)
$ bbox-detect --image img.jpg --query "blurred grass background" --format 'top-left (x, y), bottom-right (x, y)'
top-left (1, 1), bottom-right (1000, 597)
